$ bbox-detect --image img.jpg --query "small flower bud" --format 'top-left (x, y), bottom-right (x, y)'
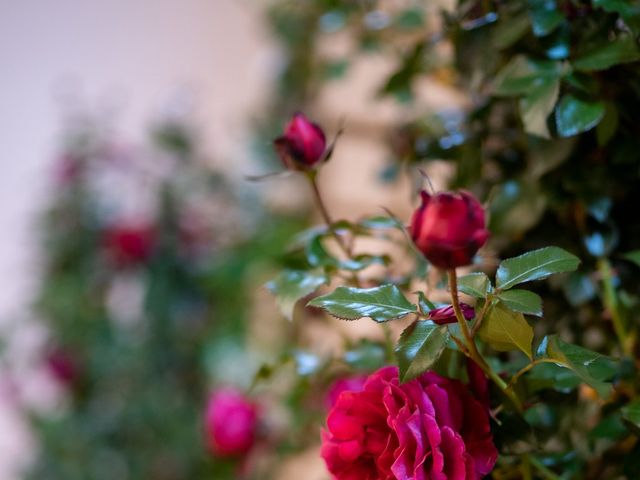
top-left (428, 303), bottom-right (475, 325)
top-left (274, 112), bottom-right (326, 170)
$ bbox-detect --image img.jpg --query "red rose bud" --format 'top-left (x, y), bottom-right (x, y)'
top-left (428, 303), bottom-right (475, 325)
top-left (410, 190), bottom-right (489, 269)
top-left (206, 388), bottom-right (258, 458)
top-left (104, 224), bottom-right (154, 267)
top-left (274, 112), bottom-right (326, 170)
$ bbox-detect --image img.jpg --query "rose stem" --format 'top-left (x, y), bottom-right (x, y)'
top-left (597, 258), bottom-right (633, 356)
top-left (306, 171), bottom-right (361, 287)
top-left (448, 269), bottom-right (523, 412)
top-left (521, 454), bottom-right (533, 480)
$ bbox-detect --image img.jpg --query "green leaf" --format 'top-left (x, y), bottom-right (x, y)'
top-left (528, 0), bottom-right (564, 37)
top-left (497, 289), bottom-right (543, 316)
top-left (519, 77), bottom-right (560, 138)
top-left (458, 273), bottom-right (491, 298)
top-left (537, 335), bottom-right (617, 397)
top-left (305, 235), bottom-right (389, 271)
top-left (396, 8), bottom-right (424, 30)
top-left (395, 322), bottom-right (449, 382)
top-left (623, 250), bottom-right (640, 267)
top-left (415, 291), bottom-right (436, 314)
top-left (496, 246), bottom-right (580, 290)
top-left (308, 285), bottom-right (417, 322)
top-left (266, 270), bottom-right (328, 320)
top-left (492, 13), bottom-right (531, 49)
top-left (622, 400), bottom-right (640, 433)
top-left (594, 0), bottom-right (640, 17)
top-left (494, 56), bottom-right (562, 96)
top-left (359, 216), bottom-right (405, 230)
top-left (344, 340), bottom-right (387, 370)
top-left (478, 301), bottom-right (534, 359)
top-left (593, 0), bottom-right (640, 34)
top-left (555, 94), bottom-right (605, 137)
top-left (573, 36), bottom-right (640, 71)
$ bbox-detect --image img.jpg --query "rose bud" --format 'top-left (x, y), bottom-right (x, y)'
top-left (274, 112), bottom-right (326, 170)
top-left (410, 190), bottom-right (490, 269)
top-left (428, 303), bottom-right (475, 325)
top-left (205, 388), bottom-right (258, 458)
top-left (103, 223), bottom-right (155, 267)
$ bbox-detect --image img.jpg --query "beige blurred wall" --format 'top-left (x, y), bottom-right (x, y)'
top-left (0, 1), bottom-right (276, 477)
top-left (0, 0), bottom-right (276, 320)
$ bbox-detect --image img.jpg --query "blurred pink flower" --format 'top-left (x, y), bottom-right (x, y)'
top-left (45, 348), bottom-right (78, 385)
top-left (205, 388), bottom-right (258, 458)
top-left (103, 224), bottom-right (155, 267)
top-left (321, 366), bottom-right (497, 480)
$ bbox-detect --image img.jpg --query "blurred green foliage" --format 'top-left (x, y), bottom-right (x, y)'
top-left (26, 120), bottom-right (305, 479)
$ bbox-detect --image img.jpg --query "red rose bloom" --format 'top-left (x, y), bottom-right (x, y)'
top-left (274, 112), bottom-right (327, 170)
top-left (321, 366), bottom-right (497, 480)
top-left (428, 303), bottom-right (475, 325)
top-left (206, 388), bottom-right (258, 458)
top-left (326, 375), bottom-right (368, 408)
top-left (410, 190), bottom-right (489, 269)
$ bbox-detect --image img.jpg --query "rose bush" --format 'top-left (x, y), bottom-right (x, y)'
top-left (321, 366), bottom-right (497, 480)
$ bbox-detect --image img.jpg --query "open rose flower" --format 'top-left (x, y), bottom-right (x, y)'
top-left (410, 190), bottom-right (489, 269)
top-left (274, 112), bottom-right (326, 170)
top-left (428, 303), bottom-right (475, 325)
top-left (205, 388), bottom-right (258, 458)
top-left (321, 366), bottom-right (497, 480)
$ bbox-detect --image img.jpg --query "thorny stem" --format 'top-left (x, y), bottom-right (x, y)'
top-left (597, 258), bottom-right (633, 356)
top-left (306, 171), bottom-right (360, 286)
top-left (448, 270), bottom-right (523, 412)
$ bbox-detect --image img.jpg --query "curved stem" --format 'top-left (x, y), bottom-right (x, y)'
top-left (306, 171), bottom-right (360, 286)
top-left (448, 270), bottom-right (523, 412)
top-left (507, 358), bottom-right (558, 389)
top-left (598, 258), bottom-right (633, 356)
